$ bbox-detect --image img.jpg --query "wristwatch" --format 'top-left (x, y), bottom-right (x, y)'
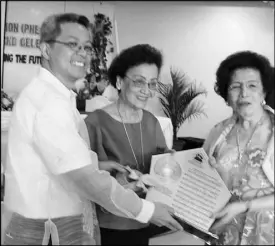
top-left (243, 200), bottom-right (251, 213)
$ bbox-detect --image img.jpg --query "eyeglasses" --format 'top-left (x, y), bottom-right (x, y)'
top-left (48, 40), bottom-right (94, 55)
top-left (125, 75), bottom-right (159, 91)
top-left (228, 81), bottom-right (260, 92)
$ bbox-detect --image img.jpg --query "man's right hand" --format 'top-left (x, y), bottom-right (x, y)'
top-left (99, 161), bottom-right (127, 173)
top-left (150, 202), bottom-right (183, 231)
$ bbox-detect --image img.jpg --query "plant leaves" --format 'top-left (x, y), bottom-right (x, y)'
top-left (176, 100), bottom-right (207, 132)
top-left (157, 67), bottom-right (207, 138)
top-left (159, 98), bottom-right (172, 118)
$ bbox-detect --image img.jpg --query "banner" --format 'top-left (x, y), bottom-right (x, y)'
top-left (2, 1), bottom-right (117, 98)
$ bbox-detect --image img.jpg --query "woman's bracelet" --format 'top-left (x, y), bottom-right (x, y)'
top-left (243, 200), bottom-right (252, 213)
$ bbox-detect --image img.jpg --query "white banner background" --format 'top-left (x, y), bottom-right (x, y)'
top-left (2, 1), bottom-right (117, 98)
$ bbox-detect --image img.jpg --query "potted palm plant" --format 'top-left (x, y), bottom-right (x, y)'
top-left (157, 67), bottom-right (207, 150)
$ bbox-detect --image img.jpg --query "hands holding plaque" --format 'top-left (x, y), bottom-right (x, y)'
top-left (116, 167), bottom-right (146, 195)
top-left (145, 148), bottom-right (232, 241)
top-left (99, 161), bottom-right (154, 196)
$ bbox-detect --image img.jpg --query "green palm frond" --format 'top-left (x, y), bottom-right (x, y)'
top-left (157, 81), bottom-right (172, 99)
top-left (176, 84), bottom-right (207, 118)
top-left (159, 97), bottom-right (172, 118)
top-left (157, 67), bottom-right (207, 140)
top-left (176, 100), bottom-right (207, 132)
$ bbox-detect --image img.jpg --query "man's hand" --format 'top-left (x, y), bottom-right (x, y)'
top-left (164, 148), bottom-right (176, 155)
top-left (157, 148), bottom-right (176, 155)
top-left (99, 161), bottom-right (127, 173)
top-left (150, 202), bottom-right (183, 231)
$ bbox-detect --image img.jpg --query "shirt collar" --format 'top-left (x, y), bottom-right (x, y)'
top-left (38, 67), bottom-right (75, 100)
top-left (70, 89), bottom-right (77, 108)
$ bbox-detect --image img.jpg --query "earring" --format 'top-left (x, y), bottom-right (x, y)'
top-left (261, 99), bottom-right (266, 106)
top-left (116, 78), bottom-right (121, 91)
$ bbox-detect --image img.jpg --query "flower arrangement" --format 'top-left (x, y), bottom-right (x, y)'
top-left (1, 89), bottom-right (14, 111)
top-left (78, 13), bottom-right (114, 100)
top-left (91, 13), bottom-right (114, 82)
top-left (1, 89), bottom-right (14, 132)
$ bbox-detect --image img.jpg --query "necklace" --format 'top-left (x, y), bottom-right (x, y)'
top-left (116, 102), bottom-right (145, 170)
top-left (235, 115), bottom-right (264, 184)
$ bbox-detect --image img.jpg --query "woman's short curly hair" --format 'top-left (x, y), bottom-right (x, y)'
top-left (214, 50), bottom-right (273, 102)
top-left (108, 44), bottom-right (163, 88)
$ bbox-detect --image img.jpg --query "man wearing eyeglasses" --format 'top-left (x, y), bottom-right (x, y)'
top-left (2, 13), bottom-right (182, 245)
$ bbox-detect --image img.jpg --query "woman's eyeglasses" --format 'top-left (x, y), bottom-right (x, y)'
top-left (228, 81), bottom-right (260, 92)
top-left (47, 40), bottom-right (94, 56)
top-left (124, 75), bottom-right (159, 91)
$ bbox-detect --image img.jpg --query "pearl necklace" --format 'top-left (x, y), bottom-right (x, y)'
top-left (116, 102), bottom-right (145, 170)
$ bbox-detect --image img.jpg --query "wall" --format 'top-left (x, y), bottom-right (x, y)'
top-left (114, 1), bottom-right (274, 138)
top-left (2, 1), bottom-right (274, 139)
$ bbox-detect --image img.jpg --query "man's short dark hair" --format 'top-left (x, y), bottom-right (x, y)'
top-left (40, 13), bottom-right (91, 43)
